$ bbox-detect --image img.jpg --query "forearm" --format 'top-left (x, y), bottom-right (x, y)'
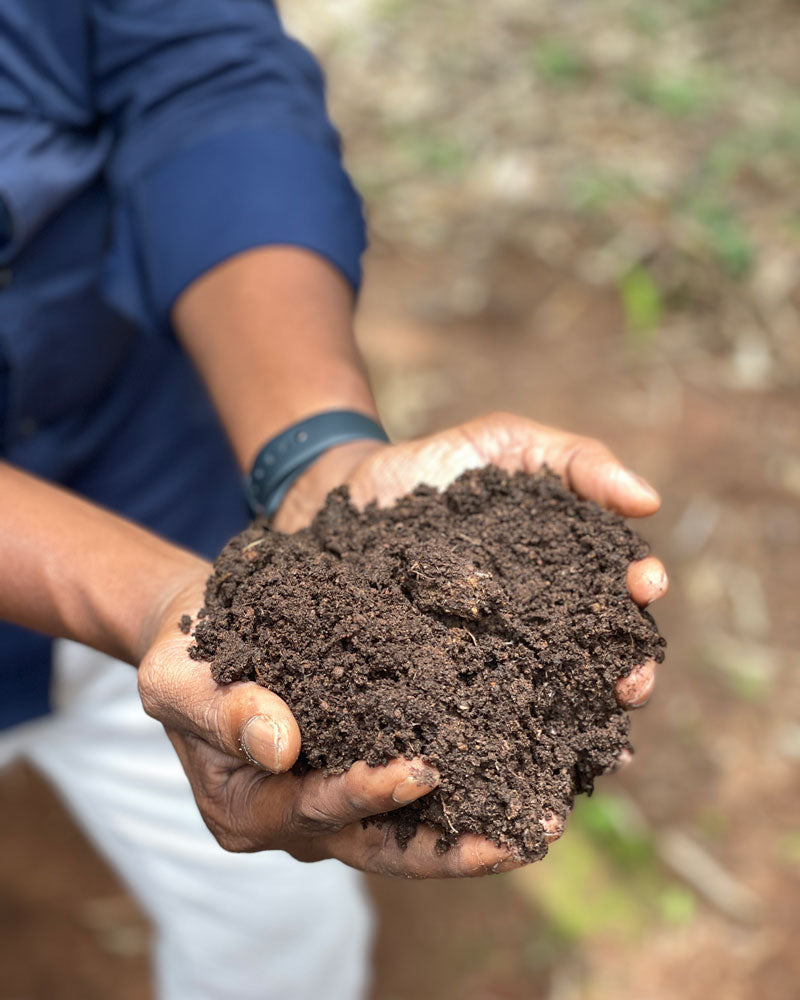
top-left (0, 463), bottom-right (206, 665)
top-left (172, 246), bottom-right (379, 472)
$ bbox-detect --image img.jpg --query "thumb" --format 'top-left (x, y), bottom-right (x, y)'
top-left (219, 682), bottom-right (302, 773)
top-left (138, 637), bottom-right (302, 772)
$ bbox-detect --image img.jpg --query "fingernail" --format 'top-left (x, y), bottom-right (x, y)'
top-left (610, 748), bottom-right (634, 772)
top-left (491, 854), bottom-right (525, 874)
top-left (621, 663), bottom-right (656, 708)
top-left (648, 565), bottom-right (668, 601)
top-left (392, 769), bottom-right (439, 805)
top-left (241, 716), bottom-right (288, 772)
top-left (623, 468), bottom-right (660, 503)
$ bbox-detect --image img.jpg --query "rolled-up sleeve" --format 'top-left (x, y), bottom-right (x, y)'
top-left (91, 0), bottom-right (366, 335)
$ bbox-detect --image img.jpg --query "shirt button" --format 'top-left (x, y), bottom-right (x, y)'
top-left (0, 268), bottom-right (12, 290)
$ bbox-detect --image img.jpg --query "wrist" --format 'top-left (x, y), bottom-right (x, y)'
top-left (246, 410), bottom-right (389, 520)
top-left (236, 372), bottom-right (379, 475)
top-left (272, 438), bottom-right (387, 533)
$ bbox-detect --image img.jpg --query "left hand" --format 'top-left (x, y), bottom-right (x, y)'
top-left (140, 575), bottom-right (528, 876)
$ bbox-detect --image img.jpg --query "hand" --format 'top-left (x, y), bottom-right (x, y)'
top-left (142, 412), bottom-right (666, 875)
top-left (275, 411), bottom-right (669, 841)
top-left (138, 576), bottom-right (525, 876)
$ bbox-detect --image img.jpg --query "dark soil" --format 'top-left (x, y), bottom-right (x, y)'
top-left (189, 466), bottom-right (665, 861)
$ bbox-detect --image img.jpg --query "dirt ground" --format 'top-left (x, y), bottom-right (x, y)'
top-left (1, 249), bottom-right (798, 999)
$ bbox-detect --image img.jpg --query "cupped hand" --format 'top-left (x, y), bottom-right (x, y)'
top-left (142, 412), bottom-right (667, 875)
top-left (138, 578), bottom-right (525, 876)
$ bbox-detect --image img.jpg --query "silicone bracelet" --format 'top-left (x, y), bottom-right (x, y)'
top-left (245, 410), bottom-right (389, 517)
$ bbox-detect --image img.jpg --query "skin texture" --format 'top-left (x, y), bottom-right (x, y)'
top-left (138, 412), bottom-right (668, 877)
top-left (172, 247), bottom-right (379, 471)
top-left (0, 463), bottom-right (206, 666)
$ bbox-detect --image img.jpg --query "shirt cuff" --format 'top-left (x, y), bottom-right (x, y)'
top-left (103, 127), bottom-right (367, 335)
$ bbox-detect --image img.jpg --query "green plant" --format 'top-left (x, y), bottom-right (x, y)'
top-left (567, 168), bottom-right (639, 214)
top-left (625, 70), bottom-right (717, 118)
top-left (531, 39), bottom-right (588, 85)
top-left (619, 267), bottom-right (663, 341)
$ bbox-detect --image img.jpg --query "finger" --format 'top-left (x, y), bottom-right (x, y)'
top-left (211, 757), bottom-right (440, 853)
top-left (615, 660), bottom-right (657, 708)
top-left (291, 758), bottom-right (440, 832)
top-left (322, 821), bottom-right (522, 878)
top-left (166, 732), bottom-right (300, 853)
top-left (557, 439), bottom-right (661, 518)
top-left (138, 637), bottom-right (301, 772)
top-left (627, 556), bottom-right (668, 607)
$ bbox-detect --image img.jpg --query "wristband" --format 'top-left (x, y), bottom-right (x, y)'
top-left (245, 410), bottom-right (389, 517)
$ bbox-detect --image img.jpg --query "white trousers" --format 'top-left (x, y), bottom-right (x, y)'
top-left (0, 641), bottom-right (373, 1000)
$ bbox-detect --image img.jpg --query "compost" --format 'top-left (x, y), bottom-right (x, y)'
top-left (190, 466), bottom-right (665, 861)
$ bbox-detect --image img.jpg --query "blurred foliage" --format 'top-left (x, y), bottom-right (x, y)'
top-left (511, 794), bottom-right (696, 943)
top-left (531, 39), bottom-right (589, 85)
top-left (685, 195), bottom-right (756, 277)
top-left (776, 831), bottom-right (800, 866)
top-left (696, 806), bottom-right (729, 842)
top-left (698, 635), bottom-right (777, 703)
top-left (285, 0), bottom-right (800, 385)
top-left (624, 69), bottom-right (719, 117)
top-left (619, 266), bottom-right (663, 341)
top-left (567, 168), bottom-right (640, 215)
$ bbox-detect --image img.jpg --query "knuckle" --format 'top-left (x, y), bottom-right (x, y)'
top-left (200, 788), bottom-right (263, 854)
top-left (207, 821), bottom-right (254, 854)
top-left (364, 823), bottom-right (400, 874)
top-left (137, 646), bottom-right (189, 722)
top-left (569, 437), bottom-right (604, 464)
top-left (136, 658), bottom-right (161, 719)
top-left (199, 697), bottom-right (225, 744)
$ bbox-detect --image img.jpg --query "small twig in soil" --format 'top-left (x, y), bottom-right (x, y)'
top-left (242, 538), bottom-right (267, 552)
top-left (455, 533), bottom-right (482, 547)
top-left (439, 792), bottom-right (458, 834)
top-left (460, 628), bottom-right (478, 646)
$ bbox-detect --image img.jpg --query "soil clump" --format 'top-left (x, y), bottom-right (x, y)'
top-left (190, 466), bottom-right (665, 861)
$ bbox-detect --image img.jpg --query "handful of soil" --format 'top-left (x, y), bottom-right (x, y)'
top-left (190, 466), bottom-right (665, 862)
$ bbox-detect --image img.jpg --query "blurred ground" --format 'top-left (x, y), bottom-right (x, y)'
top-left (1, 1), bottom-right (799, 997)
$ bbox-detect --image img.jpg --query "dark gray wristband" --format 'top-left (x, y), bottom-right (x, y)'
top-left (245, 410), bottom-right (389, 518)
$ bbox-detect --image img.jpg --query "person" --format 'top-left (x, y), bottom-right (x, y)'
top-left (0, 2), bottom-right (668, 998)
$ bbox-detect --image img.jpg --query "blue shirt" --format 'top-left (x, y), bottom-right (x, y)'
top-left (0, 0), bottom-right (367, 727)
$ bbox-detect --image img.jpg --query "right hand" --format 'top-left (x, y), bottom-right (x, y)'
top-left (138, 576), bottom-right (532, 877)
